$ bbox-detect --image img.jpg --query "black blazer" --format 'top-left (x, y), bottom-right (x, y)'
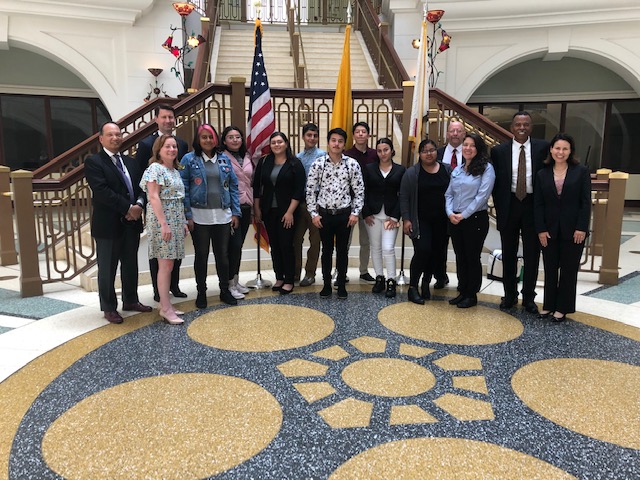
top-left (534, 164), bottom-right (591, 240)
top-left (135, 133), bottom-right (189, 168)
top-left (85, 150), bottom-right (144, 239)
top-left (362, 162), bottom-right (406, 220)
top-left (491, 138), bottom-right (549, 231)
top-left (253, 156), bottom-right (306, 216)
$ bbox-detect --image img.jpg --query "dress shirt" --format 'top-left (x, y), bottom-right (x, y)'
top-left (442, 144), bottom-right (462, 167)
top-left (305, 154), bottom-right (364, 217)
top-left (445, 163), bottom-right (496, 219)
top-left (191, 152), bottom-right (232, 225)
top-left (296, 146), bottom-right (326, 176)
top-left (344, 145), bottom-right (378, 169)
top-left (511, 138), bottom-right (533, 194)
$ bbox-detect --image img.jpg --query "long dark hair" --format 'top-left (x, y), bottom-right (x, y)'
top-left (267, 131), bottom-right (296, 163)
top-left (192, 124), bottom-right (219, 157)
top-left (375, 138), bottom-right (395, 159)
top-left (418, 139), bottom-right (438, 153)
top-left (220, 125), bottom-right (247, 157)
top-left (463, 133), bottom-right (489, 176)
top-left (545, 133), bottom-right (579, 165)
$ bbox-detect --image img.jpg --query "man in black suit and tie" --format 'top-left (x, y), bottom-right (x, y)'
top-left (135, 104), bottom-right (189, 302)
top-left (491, 111), bottom-right (549, 313)
top-left (85, 122), bottom-right (152, 324)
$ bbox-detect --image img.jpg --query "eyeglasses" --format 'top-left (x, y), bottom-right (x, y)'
top-left (226, 135), bottom-right (242, 140)
top-left (420, 149), bottom-right (437, 154)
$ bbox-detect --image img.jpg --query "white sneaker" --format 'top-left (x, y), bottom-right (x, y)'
top-left (229, 285), bottom-right (245, 299)
top-left (233, 275), bottom-right (250, 294)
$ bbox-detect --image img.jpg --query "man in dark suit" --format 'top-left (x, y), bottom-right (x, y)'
top-left (491, 111), bottom-right (549, 313)
top-left (135, 104), bottom-right (189, 302)
top-left (85, 122), bottom-right (152, 324)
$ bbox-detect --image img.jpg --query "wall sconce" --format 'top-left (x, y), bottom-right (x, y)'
top-left (412, 38), bottom-right (421, 49)
top-left (144, 68), bottom-right (169, 102)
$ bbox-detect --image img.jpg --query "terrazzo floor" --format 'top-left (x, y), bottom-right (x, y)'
top-left (1, 209), bottom-right (639, 479)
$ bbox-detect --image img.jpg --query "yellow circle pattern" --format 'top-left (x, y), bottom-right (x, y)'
top-left (341, 358), bottom-right (436, 397)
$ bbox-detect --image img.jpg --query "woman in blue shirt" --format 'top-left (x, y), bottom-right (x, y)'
top-left (445, 133), bottom-right (496, 308)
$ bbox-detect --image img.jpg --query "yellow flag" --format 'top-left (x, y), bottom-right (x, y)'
top-left (331, 25), bottom-right (353, 146)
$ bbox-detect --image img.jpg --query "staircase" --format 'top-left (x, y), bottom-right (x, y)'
top-left (213, 25), bottom-right (379, 89)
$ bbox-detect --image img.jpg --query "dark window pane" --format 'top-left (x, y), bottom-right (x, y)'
top-left (479, 104), bottom-right (519, 131)
top-left (50, 98), bottom-right (93, 157)
top-left (523, 103), bottom-right (561, 140)
top-left (96, 101), bottom-right (111, 130)
top-left (604, 100), bottom-right (640, 174)
top-left (565, 102), bottom-right (605, 172)
top-left (1, 96), bottom-right (48, 170)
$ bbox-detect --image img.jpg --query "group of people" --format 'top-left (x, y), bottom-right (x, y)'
top-left (86, 106), bottom-right (591, 326)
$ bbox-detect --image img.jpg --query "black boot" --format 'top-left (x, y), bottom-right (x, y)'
top-left (372, 275), bottom-right (385, 294)
top-left (385, 278), bottom-right (397, 298)
top-left (421, 279), bottom-right (431, 300)
top-left (195, 291), bottom-right (207, 309)
top-left (408, 286), bottom-right (425, 305)
top-left (319, 282), bottom-right (332, 298)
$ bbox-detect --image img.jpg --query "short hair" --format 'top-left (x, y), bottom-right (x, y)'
top-left (327, 128), bottom-right (347, 143)
top-left (375, 138), bottom-right (395, 157)
top-left (220, 125), bottom-right (247, 157)
top-left (512, 111), bottom-right (532, 121)
top-left (192, 124), bottom-right (219, 157)
top-left (154, 104), bottom-right (176, 116)
top-left (151, 134), bottom-right (180, 168)
top-left (352, 121), bottom-right (370, 134)
top-left (545, 133), bottom-right (579, 166)
top-left (99, 122), bottom-right (119, 135)
top-left (302, 123), bottom-right (319, 134)
top-left (418, 139), bottom-right (437, 152)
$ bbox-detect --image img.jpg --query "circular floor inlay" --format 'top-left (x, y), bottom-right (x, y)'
top-left (512, 359), bottom-right (640, 449)
top-left (42, 374), bottom-right (282, 479)
top-left (329, 437), bottom-right (576, 479)
top-left (341, 358), bottom-right (436, 397)
top-left (189, 304), bottom-right (334, 352)
top-left (379, 302), bottom-right (523, 345)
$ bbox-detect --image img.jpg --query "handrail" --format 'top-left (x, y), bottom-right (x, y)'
top-left (287, 2), bottom-right (303, 87)
top-left (191, 0), bottom-right (221, 90)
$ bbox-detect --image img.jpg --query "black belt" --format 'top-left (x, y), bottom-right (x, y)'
top-left (318, 206), bottom-right (351, 216)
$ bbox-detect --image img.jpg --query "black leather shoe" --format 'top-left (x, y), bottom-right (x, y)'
top-left (319, 284), bottom-right (332, 298)
top-left (196, 292), bottom-right (207, 309)
top-left (537, 310), bottom-right (551, 320)
top-left (457, 297), bottom-right (478, 308)
top-left (385, 278), bottom-right (397, 298)
top-left (171, 289), bottom-right (188, 298)
top-left (523, 301), bottom-right (539, 314)
top-left (433, 277), bottom-right (449, 289)
top-left (372, 275), bottom-right (386, 294)
top-left (219, 289), bottom-right (238, 305)
top-left (337, 285), bottom-right (348, 299)
top-left (123, 302), bottom-right (152, 313)
top-left (500, 297), bottom-right (517, 309)
top-left (550, 313), bottom-right (567, 323)
top-left (104, 311), bottom-right (124, 324)
top-left (449, 294), bottom-right (465, 305)
top-left (408, 287), bottom-right (425, 305)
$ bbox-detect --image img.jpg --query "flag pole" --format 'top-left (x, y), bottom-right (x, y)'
top-left (246, 221), bottom-right (271, 289)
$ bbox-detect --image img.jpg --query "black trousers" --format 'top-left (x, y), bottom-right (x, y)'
top-left (318, 211), bottom-right (351, 285)
top-left (499, 193), bottom-right (540, 302)
top-left (150, 258), bottom-right (182, 296)
top-left (191, 222), bottom-right (231, 292)
top-left (264, 208), bottom-right (297, 284)
top-left (95, 228), bottom-right (140, 312)
top-left (410, 215), bottom-right (448, 289)
top-left (541, 237), bottom-right (584, 314)
top-left (228, 204), bottom-right (252, 278)
top-left (449, 210), bottom-right (489, 299)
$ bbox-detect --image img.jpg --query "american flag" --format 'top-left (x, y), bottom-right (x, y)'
top-left (246, 19), bottom-right (275, 161)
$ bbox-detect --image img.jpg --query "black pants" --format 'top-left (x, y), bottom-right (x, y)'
top-left (499, 193), bottom-right (540, 302)
top-left (318, 211), bottom-right (351, 285)
top-left (410, 215), bottom-right (448, 289)
top-left (150, 258), bottom-right (182, 297)
top-left (96, 228), bottom-right (140, 311)
top-left (541, 237), bottom-right (584, 314)
top-left (228, 204), bottom-right (252, 278)
top-left (191, 222), bottom-right (231, 292)
top-left (449, 210), bottom-right (489, 299)
top-left (264, 208), bottom-right (297, 284)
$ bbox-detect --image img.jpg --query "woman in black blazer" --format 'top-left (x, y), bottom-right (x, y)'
top-left (534, 133), bottom-right (591, 322)
top-left (362, 138), bottom-right (406, 298)
top-left (253, 132), bottom-right (306, 294)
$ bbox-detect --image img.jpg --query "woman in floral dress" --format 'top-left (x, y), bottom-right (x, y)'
top-left (140, 135), bottom-right (188, 324)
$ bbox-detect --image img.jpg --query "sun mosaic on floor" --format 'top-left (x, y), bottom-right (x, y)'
top-left (1, 289), bottom-right (639, 479)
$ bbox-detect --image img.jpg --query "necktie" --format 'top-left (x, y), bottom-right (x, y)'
top-left (114, 154), bottom-right (134, 203)
top-left (450, 149), bottom-right (457, 169)
top-left (515, 145), bottom-right (527, 201)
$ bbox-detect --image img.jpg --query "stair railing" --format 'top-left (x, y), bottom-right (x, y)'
top-left (191, 0), bottom-right (221, 91)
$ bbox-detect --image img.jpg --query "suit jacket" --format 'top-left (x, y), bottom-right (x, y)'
top-left (534, 164), bottom-right (591, 240)
top-left (361, 162), bottom-right (406, 220)
top-left (135, 133), bottom-right (189, 168)
top-left (491, 138), bottom-right (549, 231)
top-left (85, 150), bottom-right (144, 238)
top-left (253, 155), bottom-right (306, 216)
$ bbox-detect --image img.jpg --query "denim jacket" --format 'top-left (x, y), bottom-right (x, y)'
top-left (179, 151), bottom-right (241, 220)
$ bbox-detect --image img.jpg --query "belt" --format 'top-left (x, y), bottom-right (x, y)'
top-left (318, 206), bottom-right (351, 216)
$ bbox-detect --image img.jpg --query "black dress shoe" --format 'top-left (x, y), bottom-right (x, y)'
top-left (457, 297), bottom-right (478, 308)
top-left (279, 285), bottom-right (294, 295)
top-left (319, 284), bottom-right (332, 298)
top-left (337, 285), bottom-right (348, 299)
top-left (272, 283), bottom-right (284, 292)
top-left (537, 311), bottom-right (551, 320)
top-left (196, 292), bottom-right (207, 309)
top-left (104, 311), bottom-right (124, 324)
top-left (372, 275), bottom-right (386, 294)
top-left (500, 297), bottom-right (517, 309)
top-left (550, 313), bottom-right (567, 323)
top-left (448, 294), bottom-right (465, 305)
top-left (523, 301), bottom-right (539, 314)
top-left (433, 277), bottom-right (449, 289)
top-left (220, 289), bottom-right (238, 305)
top-left (123, 302), bottom-right (152, 312)
top-left (408, 287), bottom-right (425, 305)
top-left (171, 289), bottom-right (188, 298)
